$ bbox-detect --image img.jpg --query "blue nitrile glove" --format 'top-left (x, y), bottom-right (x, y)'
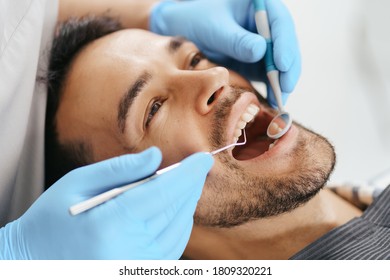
top-left (0, 147), bottom-right (213, 259)
top-left (150, 0), bottom-right (301, 108)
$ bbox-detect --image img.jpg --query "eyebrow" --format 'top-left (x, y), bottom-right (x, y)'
top-left (117, 72), bottom-right (151, 133)
top-left (167, 36), bottom-right (188, 54)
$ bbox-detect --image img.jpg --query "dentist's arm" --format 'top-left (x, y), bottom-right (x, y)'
top-left (0, 148), bottom-right (213, 259)
top-left (150, 0), bottom-right (301, 107)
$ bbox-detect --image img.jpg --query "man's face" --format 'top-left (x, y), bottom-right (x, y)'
top-left (57, 29), bottom-right (335, 227)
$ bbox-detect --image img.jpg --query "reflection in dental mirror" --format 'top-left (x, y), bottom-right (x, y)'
top-left (267, 112), bottom-right (292, 140)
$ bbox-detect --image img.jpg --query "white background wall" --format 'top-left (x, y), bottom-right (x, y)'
top-left (264, 0), bottom-right (390, 186)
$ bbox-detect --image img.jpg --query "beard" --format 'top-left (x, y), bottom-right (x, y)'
top-left (193, 87), bottom-right (336, 228)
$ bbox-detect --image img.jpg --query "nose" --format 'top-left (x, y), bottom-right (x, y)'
top-left (178, 66), bottom-right (230, 115)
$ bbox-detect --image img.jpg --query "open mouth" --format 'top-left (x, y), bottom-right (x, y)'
top-left (232, 105), bottom-right (279, 161)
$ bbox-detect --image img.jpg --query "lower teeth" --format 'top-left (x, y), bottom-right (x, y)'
top-left (268, 139), bottom-right (279, 151)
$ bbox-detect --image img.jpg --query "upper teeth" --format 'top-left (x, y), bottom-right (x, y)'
top-left (233, 104), bottom-right (260, 141)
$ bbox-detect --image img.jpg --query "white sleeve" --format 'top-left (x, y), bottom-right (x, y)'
top-left (0, 0), bottom-right (58, 226)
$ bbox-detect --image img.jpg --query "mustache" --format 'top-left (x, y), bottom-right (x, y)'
top-left (209, 86), bottom-right (254, 150)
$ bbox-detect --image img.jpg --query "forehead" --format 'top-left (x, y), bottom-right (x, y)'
top-left (77, 29), bottom-right (168, 70)
top-left (66, 28), bottom-right (182, 101)
top-left (64, 29), bottom-right (171, 108)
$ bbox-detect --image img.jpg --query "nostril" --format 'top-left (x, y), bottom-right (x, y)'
top-left (207, 92), bottom-right (216, 105)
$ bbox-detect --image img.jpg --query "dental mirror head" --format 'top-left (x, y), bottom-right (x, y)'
top-left (267, 112), bottom-right (292, 140)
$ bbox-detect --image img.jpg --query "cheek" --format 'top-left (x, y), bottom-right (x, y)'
top-left (160, 130), bottom-right (206, 167)
top-left (146, 118), bottom-right (210, 168)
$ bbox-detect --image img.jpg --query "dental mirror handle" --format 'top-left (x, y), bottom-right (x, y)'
top-left (69, 162), bottom-right (181, 216)
top-left (253, 0), bottom-right (284, 112)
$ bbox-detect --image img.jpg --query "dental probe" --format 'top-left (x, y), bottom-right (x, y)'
top-left (253, 0), bottom-right (292, 139)
top-left (69, 130), bottom-right (247, 216)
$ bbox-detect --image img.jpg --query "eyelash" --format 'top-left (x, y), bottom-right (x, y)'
top-left (145, 99), bottom-right (163, 128)
top-left (189, 52), bottom-right (206, 69)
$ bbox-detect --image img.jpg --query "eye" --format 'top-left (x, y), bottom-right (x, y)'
top-left (145, 100), bottom-right (163, 128)
top-left (189, 52), bottom-right (206, 69)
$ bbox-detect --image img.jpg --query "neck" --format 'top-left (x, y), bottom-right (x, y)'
top-left (184, 188), bottom-right (362, 259)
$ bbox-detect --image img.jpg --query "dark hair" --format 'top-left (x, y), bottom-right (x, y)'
top-left (45, 16), bottom-right (123, 188)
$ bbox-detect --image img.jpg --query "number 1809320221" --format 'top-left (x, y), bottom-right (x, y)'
top-left (212, 266), bottom-right (272, 276)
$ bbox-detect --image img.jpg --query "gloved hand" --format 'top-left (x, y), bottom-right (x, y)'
top-left (150, 0), bottom-right (301, 108)
top-left (0, 147), bottom-right (213, 259)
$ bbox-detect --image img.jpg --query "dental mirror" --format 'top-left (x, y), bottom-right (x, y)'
top-left (265, 71), bottom-right (293, 140)
top-left (253, 0), bottom-right (292, 140)
top-left (267, 112), bottom-right (292, 140)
